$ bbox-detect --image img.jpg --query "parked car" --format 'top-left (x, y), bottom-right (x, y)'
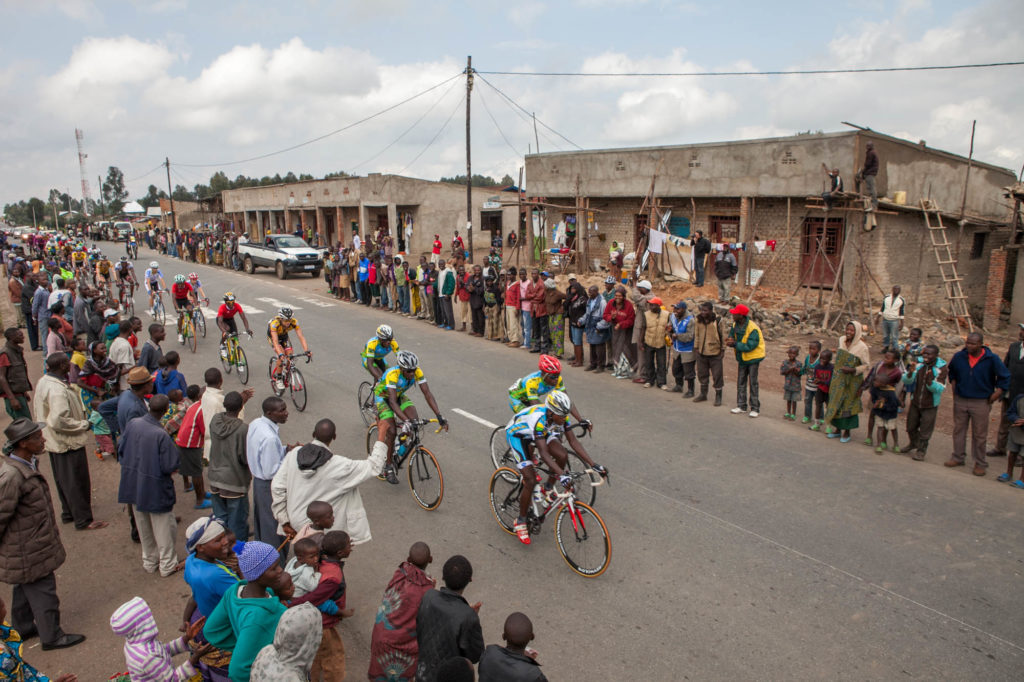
top-left (113, 221), bottom-right (132, 241)
top-left (238, 233), bottom-right (323, 279)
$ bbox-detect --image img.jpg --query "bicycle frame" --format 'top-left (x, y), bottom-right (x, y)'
top-left (393, 418), bottom-right (442, 467)
top-left (531, 470), bottom-right (605, 528)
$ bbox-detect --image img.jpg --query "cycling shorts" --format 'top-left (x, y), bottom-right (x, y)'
top-left (362, 357), bottom-right (387, 374)
top-left (174, 298), bottom-right (192, 311)
top-left (508, 397), bottom-right (529, 414)
top-left (220, 317), bottom-right (238, 335)
top-left (507, 436), bottom-right (538, 470)
top-left (268, 335), bottom-right (292, 351)
top-left (375, 395), bottom-right (413, 421)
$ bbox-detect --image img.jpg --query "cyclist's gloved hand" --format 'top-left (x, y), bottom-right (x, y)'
top-left (399, 421), bottom-right (414, 434)
top-left (592, 464), bottom-right (608, 477)
top-left (558, 474), bottom-right (573, 489)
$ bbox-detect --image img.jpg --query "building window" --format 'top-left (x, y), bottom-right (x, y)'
top-left (970, 232), bottom-right (987, 260)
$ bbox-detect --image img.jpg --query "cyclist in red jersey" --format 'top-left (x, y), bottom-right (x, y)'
top-left (216, 292), bottom-right (253, 351)
top-left (171, 274), bottom-right (198, 343)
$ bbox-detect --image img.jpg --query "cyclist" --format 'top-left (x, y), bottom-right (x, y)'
top-left (373, 350), bottom-right (447, 484)
top-left (70, 247), bottom-right (87, 280)
top-left (360, 324), bottom-right (399, 382)
top-left (95, 252), bottom-right (113, 295)
top-left (171, 274), bottom-right (198, 343)
top-left (126, 230), bottom-right (138, 258)
top-left (143, 261), bottom-right (166, 316)
top-left (113, 256), bottom-right (136, 307)
top-left (216, 292), bottom-right (253, 355)
top-left (504, 391), bottom-right (607, 545)
top-left (268, 307), bottom-right (311, 391)
top-left (187, 272), bottom-right (209, 304)
top-left (507, 354), bottom-right (590, 426)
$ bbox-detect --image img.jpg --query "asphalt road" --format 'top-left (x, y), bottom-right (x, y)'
top-left (16, 246), bottom-right (1024, 681)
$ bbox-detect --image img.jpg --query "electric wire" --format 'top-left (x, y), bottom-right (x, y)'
top-left (475, 59), bottom-right (1024, 78)
top-left (476, 83), bottom-right (524, 158)
top-left (474, 76), bottom-right (563, 152)
top-left (124, 163), bottom-right (167, 184)
top-left (174, 72), bottom-right (464, 168)
top-left (392, 92), bottom-right (466, 178)
top-left (474, 73), bottom-right (581, 150)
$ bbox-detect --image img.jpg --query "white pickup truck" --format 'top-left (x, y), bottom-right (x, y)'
top-left (238, 234), bottom-right (323, 279)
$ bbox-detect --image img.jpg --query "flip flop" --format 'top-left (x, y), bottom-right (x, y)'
top-left (1011, 480), bottom-right (1024, 490)
top-left (77, 520), bottom-right (108, 531)
top-left (840, 435), bottom-right (852, 443)
top-left (997, 473), bottom-right (1011, 482)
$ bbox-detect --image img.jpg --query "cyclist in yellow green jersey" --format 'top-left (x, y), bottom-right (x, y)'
top-left (361, 324), bottom-right (399, 382)
top-left (374, 350), bottom-right (448, 484)
top-left (508, 354), bottom-right (590, 426)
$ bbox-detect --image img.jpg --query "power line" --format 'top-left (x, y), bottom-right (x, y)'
top-left (473, 75), bottom-right (563, 152)
top-left (390, 92), bottom-right (466, 180)
top-left (474, 73), bottom-right (582, 150)
top-left (476, 83), bottom-right (524, 158)
top-left (175, 72), bottom-right (464, 168)
top-left (124, 163), bottom-right (167, 184)
top-left (476, 59), bottom-right (1024, 78)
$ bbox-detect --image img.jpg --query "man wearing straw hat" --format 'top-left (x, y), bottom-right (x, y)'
top-left (0, 418), bottom-right (86, 650)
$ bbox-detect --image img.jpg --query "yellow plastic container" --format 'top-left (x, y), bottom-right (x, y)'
top-left (893, 190), bottom-right (907, 205)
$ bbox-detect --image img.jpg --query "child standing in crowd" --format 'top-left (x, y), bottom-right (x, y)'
top-left (294, 500), bottom-right (334, 546)
top-left (810, 349), bottom-right (834, 431)
top-left (164, 384), bottom-right (200, 438)
top-left (868, 376), bottom-right (901, 453)
top-left (110, 596), bottom-right (212, 681)
top-left (154, 350), bottom-right (187, 396)
top-left (88, 398), bottom-right (114, 460)
top-left (780, 346), bottom-right (802, 420)
top-left (863, 349), bottom-right (902, 446)
top-left (368, 542), bottom-right (435, 682)
top-left (800, 341), bottom-right (821, 424)
top-left (998, 391), bottom-right (1024, 487)
top-left (900, 327), bottom-right (924, 367)
top-left (290, 530), bottom-right (353, 682)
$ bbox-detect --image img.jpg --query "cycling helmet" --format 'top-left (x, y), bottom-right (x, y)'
top-left (538, 354), bottom-right (561, 375)
top-left (376, 324), bottom-right (393, 342)
top-left (277, 307), bottom-right (293, 319)
top-left (545, 390), bottom-right (572, 417)
top-left (120, 255), bottom-right (127, 261)
top-left (174, 274), bottom-right (186, 283)
top-left (396, 350), bottom-right (419, 371)
top-left (149, 261), bottom-right (159, 269)
top-left (188, 272), bottom-right (198, 281)
top-left (223, 292), bottom-right (236, 302)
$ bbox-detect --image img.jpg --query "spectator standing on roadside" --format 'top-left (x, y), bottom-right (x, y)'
top-left (137, 323), bottom-right (165, 373)
top-left (605, 286), bottom-right (636, 377)
top-left (528, 269), bottom-right (549, 355)
top-left (714, 248), bottom-right (738, 303)
top-left (431, 235), bottom-right (442, 265)
top-left (565, 275), bottom-right (587, 367)
top-left (19, 271), bottom-right (39, 351)
top-left (989, 323), bottom-right (1024, 459)
top-left (456, 265), bottom-right (470, 332)
top-left (629, 280), bottom-right (653, 378)
top-left (726, 304), bottom-right (766, 418)
top-left (669, 302), bottom-right (696, 396)
top-left (438, 261), bottom-right (456, 330)
top-left (637, 297), bottom-right (670, 389)
top-left (692, 231), bottom-right (711, 287)
top-left (945, 332), bottom-right (1009, 476)
top-left (879, 285), bottom-right (905, 353)
top-left (478, 612), bottom-right (548, 682)
top-left (543, 279), bottom-right (565, 357)
top-left (248, 396), bottom-right (291, 549)
top-left (368, 542), bottom-right (435, 682)
top-left (200, 367), bottom-right (252, 461)
top-left (468, 265), bottom-right (486, 337)
top-left (32, 273), bottom-right (51, 351)
top-left (518, 269), bottom-right (533, 350)
top-left (7, 270), bottom-right (23, 328)
top-left (0, 328), bottom-right (32, 420)
top-left (582, 285), bottom-right (608, 373)
top-left (504, 268), bottom-right (522, 348)
top-left (207, 390), bottom-right (251, 542)
top-left (416, 555), bottom-right (484, 682)
top-left (903, 344), bottom-right (947, 461)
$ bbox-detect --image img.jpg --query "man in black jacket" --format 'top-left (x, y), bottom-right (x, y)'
top-left (19, 273), bottom-right (38, 351)
top-left (692, 230), bottom-right (711, 287)
top-left (478, 612), bottom-right (548, 681)
top-left (989, 323), bottom-right (1024, 458)
top-left (714, 248), bottom-right (738, 302)
top-left (416, 555), bottom-right (484, 682)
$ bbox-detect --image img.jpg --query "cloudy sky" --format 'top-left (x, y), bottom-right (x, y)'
top-left (1, 0), bottom-right (1022, 208)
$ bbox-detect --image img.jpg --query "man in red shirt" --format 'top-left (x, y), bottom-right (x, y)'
top-left (216, 292), bottom-right (253, 348)
top-left (431, 235), bottom-right (442, 265)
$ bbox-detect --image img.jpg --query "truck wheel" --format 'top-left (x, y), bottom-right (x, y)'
top-left (311, 269), bottom-right (321, 278)
top-left (244, 257), bottom-right (255, 274)
top-left (276, 261), bottom-right (289, 280)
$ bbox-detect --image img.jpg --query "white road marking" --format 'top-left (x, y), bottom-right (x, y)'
top-left (297, 296), bottom-right (334, 308)
top-left (255, 297), bottom-right (302, 310)
top-left (452, 408), bottom-right (499, 429)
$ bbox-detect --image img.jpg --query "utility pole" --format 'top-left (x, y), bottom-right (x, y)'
top-left (533, 113), bottom-right (540, 153)
top-left (97, 174), bottom-right (104, 218)
top-left (165, 158), bottom-right (178, 234)
top-left (465, 55), bottom-right (474, 263)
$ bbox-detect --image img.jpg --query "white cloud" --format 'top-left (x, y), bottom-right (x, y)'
top-left (508, 1), bottom-right (545, 28)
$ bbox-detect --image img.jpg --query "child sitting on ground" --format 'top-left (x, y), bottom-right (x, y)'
top-left (809, 349), bottom-right (833, 431)
top-left (290, 530), bottom-right (354, 681)
top-left (110, 596), bottom-right (212, 682)
top-left (293, 500), bottom-right (334, 546)
top-left (88, 398), bottom-right (114, 460)
top-left (779, 346), bottom-right (801, 421)
top-left (869, 376), bottom-right (901, 454)
top-left (999, 392), bottom-right (1024, 488)
top-left (799, 340), bottom-right (821, 425)
top-left (285, 538), bottom-right (324, 598)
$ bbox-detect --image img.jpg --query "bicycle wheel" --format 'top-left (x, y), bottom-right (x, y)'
top-left (553, 501), bottom-right (611, 578)
top-left (185, 320), bottom-right (197, 353)
top-left (560, 451), bottom-right (599, 506)
top-left (408, 446), bottom-right (443, 511)
top-left (154, 299), bottom-right (166, 325)
top-left (488, 467), bottom-right (523, 535)
top-left (290, 368), bottom-right (307, 411)
top-left (195, 311), bottom-right (206, 337)
top-left (357, 381), bottom-right (376, 427)
top-left (236, 346), bottom-right (249, 384)
top-left (489, 426), bottom-right (516, 472)
top-left (365, 424), bottom-right (378, 455)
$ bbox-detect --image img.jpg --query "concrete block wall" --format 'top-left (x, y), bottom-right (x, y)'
top-left (984, 247), bottom-right (1008, 330)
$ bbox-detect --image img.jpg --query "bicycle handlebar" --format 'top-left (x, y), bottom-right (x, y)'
top-left (400, 417), bottom-right (444, 434)
top-left (279, 351), bottom-right (312, 363)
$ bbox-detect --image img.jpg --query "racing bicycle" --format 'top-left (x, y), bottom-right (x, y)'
top-left (117, 281), bottom-right (135, 317)
top-left (489, 421), bottom-right (602, 506)
top-left (489, 467), bottom-right (610, 578)
top-left (127, 240), bottom-right (138, 260)
top-left (220, 331), bottom-right (251, 384)
top-left (176, 299), bottom-right (208, 354)
top-left (269, 351), bottom-right (311, 411)
top-left (357, 380), bottom-right (378, 427)
top-left (365, 418), bottom-right (444, 511)
top-left (151, 289), bottom-right (167, 325)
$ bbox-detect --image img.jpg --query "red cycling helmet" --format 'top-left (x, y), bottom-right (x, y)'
top-left (538, 354), bottom-right (561, 375)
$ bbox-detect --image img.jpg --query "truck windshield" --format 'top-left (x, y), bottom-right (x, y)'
top-left (273, 236), bottom-right (310, 248)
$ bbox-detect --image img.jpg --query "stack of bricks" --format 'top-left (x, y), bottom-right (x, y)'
top-left (983, 247), bottom-right (1007, 331)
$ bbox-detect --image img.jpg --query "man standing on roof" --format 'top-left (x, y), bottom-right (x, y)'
top-left (859, 142), bottom-right (879, 212)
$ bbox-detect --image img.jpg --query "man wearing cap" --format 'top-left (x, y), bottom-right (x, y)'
top-left (0, 418), bottom-right (87, 651)
top-left (714, 248), bottom-right (738, 303)
top-left (118, 393), bottom-right (181, 576)
top-left (725, 304), bottom-right (765, 417)
top-left (34, 353), bottom-right (107, 532)
top-left (669, 302), bottom-right (696, 396)
top-left (630, 280), bottom-right (654, 381)
top-left (638, 297), bottom-right (671, 389)
top-left (693, 301), bottom-right (729, 405)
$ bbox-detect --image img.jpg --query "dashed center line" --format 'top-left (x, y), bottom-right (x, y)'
top-left (452, 408), bottom-right (499, 429)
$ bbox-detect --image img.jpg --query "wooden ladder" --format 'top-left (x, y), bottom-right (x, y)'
top-left (920, 199), bottom-right (974, 332)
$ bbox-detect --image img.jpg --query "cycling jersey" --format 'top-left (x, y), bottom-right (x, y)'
top-left (97, 260), bottom-right (112, 275)
top-left (508, 371), bottom-right (565, 412)
top-left (504, 404), bottom-right (568, 469)
top-left (217, 303), bottom-right (243, 319)
top-left (143, 268), bottom-right (163, 291)
top-left (374, 366), bottom-right (425, 400)
top-left (114, 262), bottom-right (134, 280)
top-left (70, 252), bottom-right (86, 264)
top-left (268, 317), bottom-right (299, 339)
top-left (171, 282), bottom-right (193, 302)
top-left (361, 337), bottom-right (399, 363)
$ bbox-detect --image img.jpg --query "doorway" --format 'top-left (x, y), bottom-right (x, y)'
top-left (481, 211), bottom-right (503, 248)
top-left (800, 217), bottom-right (844, 288)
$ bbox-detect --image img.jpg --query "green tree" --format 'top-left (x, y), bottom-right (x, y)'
top-left (209, 171), bottom-right (231, 193)
top-left (138, 184), bottom-right (167, 209)
top-left (439, 174), bottom-right (508, 187)
top-left (102, 166), bottom-right (128, 215)
top-left (171, 184), bottom-right (194, 202)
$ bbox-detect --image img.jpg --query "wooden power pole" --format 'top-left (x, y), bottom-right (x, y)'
top-left (465, 55), bottom-right (474, 263)
top-left (165, 158), bottom-right (178, 233)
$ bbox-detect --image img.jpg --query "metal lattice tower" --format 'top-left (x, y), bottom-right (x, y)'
top-left (75, 128), bottom-right (91, 215)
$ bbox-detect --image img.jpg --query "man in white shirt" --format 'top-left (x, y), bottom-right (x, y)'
top-left (108, 321), bottom-right (135, 392)
top-left (880, 285), bottom-right (906, 353)
top-left (200, 367), bottom-right (251, 461)
top-left (271, 418), bottom-right (386, 546)
top-left (246, 396), bottom-right (291, 551)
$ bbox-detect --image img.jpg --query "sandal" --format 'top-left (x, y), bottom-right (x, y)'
top-left (862, 438), bottom-right (873, 446)
top-left (1011, 480), bottom-right (1024, 490)
top-left (840, 435), bottom-right (852, 443)
top-left (996, 472), bottom-right (1011, 482)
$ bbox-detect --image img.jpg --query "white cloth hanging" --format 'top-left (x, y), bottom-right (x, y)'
top-left (647, 230), bottom-right (669, 254)
top-left (754, 240), bottom-right (767, 253)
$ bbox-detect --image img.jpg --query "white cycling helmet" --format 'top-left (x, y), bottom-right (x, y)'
top-left (376, 324), bottom-right (393, 342)
top-left (277, 307), bottom-right (293, 319)
top-left (396, 350), bottom-right (418, 371)
top-left (174, 274), bottom-right (186, 284)
top-left (545, 390), bottom-right (572, 417)
top-left (149, 261), bottom-right (159, 269)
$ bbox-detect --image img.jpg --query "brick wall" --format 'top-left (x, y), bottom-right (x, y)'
top-left (984, 247), bottom-right (1007, 331)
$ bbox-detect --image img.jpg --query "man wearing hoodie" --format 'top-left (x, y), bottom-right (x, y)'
top-left (946, 332), bottom-right (1010, 475)
top-left (201, 368), bottom-right (253, 461)
top-left (208, 391), bottom-right (252, 543)
top-left (271, 418), bottom-right (387, 546)
top-left (902, 344), bottom-right (947, 461)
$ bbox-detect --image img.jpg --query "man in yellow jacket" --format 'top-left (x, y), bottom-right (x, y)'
top-left (640, 297), bottom-right (672, 389)
top-left (725, 303), bottom-right (765, 418)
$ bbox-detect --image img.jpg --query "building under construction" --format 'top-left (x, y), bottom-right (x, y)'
top-left (525, 129), bottom-right (1019, 331)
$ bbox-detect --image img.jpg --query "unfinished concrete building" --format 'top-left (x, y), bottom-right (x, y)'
top-left (525, 130), bottom-right (1017, 329)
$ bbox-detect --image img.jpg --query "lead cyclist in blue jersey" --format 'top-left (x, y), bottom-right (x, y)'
top-left (504, 391), bottom-right (606, 545)
top-left (361, 324), bottom-right (399, 382)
